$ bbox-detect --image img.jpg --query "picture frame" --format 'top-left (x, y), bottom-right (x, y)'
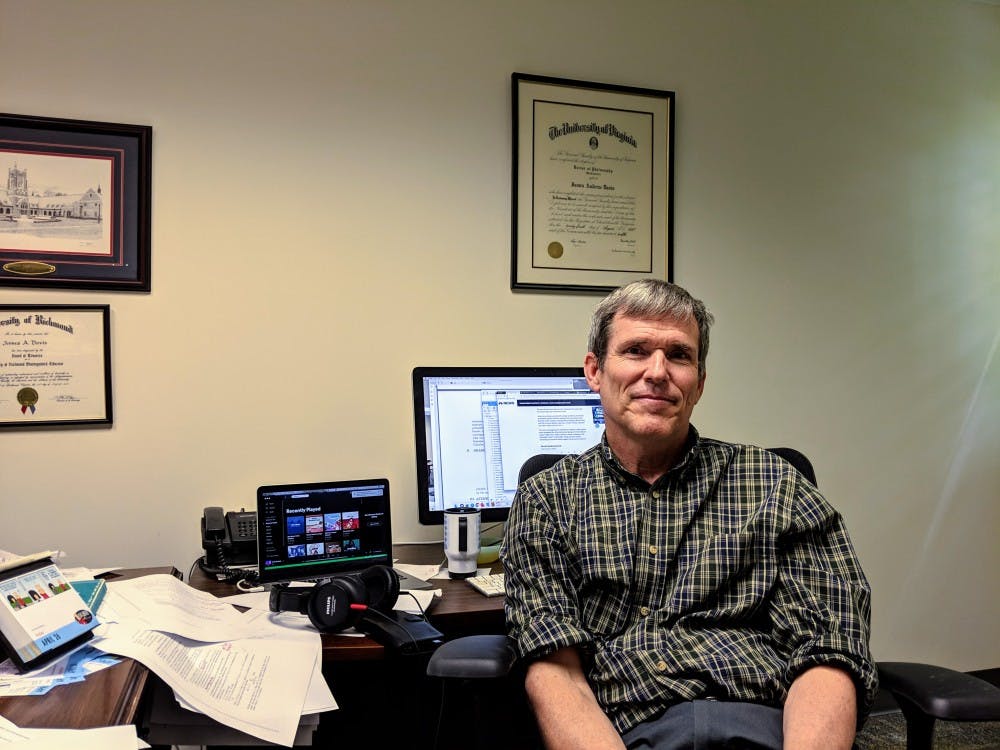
top-left (511, 73), bottom-right (674, 293)
top-left (0, 114), bottom-right (151, 292)
top-left (0, 305), bottom-right (113, 430)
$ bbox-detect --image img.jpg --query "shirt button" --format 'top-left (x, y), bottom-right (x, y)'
top-left (656, 660), bottom-right (667, 671)
top-left (639, 606), bottom-right (650, 617)
top-left (648, 545), bottom-right (658, 555)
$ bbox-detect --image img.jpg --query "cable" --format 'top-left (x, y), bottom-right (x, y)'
top-left (432, 675), bottom-right (448, 750)
top-left (401, 590), bottom-right (428, 619)
top-left (196, 539), bottom-right (259, 587)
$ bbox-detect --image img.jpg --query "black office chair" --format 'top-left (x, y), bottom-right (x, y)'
top-left (427, 449), bottom-right (1000, 750)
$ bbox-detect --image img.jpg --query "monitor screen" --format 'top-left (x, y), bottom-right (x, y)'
top-left (256, 478), bottom-right (392, 585)
top-left (412, 367), bottom-right (604, 525)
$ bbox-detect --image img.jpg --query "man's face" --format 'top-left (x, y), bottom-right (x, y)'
top-left (584, 312), bottom-right (705, 455)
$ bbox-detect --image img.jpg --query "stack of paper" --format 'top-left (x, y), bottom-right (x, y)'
top-left (92, 574), bottom-right (336, 747)
top-left (0, 645), bottom-right (120, 697)
top-left (0, 715), bottom-right (142, 749)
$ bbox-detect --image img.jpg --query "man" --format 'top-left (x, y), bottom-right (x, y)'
top-left (502, 280), bottom-right (876, 749)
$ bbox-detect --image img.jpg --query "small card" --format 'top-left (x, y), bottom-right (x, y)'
top-left (0, 554), bottom-right (99, 672)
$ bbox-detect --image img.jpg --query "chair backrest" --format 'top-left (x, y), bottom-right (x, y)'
top-left (517, 454), bottom-right (566, 484)
top-left (766, 447), bottom-right (817, 485)
top-left (516, 447), bottom-right (817, 486)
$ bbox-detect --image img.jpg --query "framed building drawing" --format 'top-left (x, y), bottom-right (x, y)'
top-left (0, 114), bottom-right (151, 292)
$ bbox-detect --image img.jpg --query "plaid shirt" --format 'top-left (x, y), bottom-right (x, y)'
top-left (501, 429), bottom-right (877, 735)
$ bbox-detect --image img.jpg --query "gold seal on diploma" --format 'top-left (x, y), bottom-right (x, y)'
top-left (3, 261), bottom-right (57, 276)
top-left (17, 387), bottom-right (39, 415)
top-left (547, 241), bottom-right (564, 259)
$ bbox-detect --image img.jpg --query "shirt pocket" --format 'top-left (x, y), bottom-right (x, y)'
top-left (672, 530), bottom-right (776, 614)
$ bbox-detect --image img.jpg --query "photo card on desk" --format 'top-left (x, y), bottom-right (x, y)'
top-left (0, 552), bottom-right (100, 672)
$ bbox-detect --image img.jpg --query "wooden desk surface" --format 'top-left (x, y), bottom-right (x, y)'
top-left (186, 542), bottom-right (505, 660)
top-left (0, 566), bottom-right (179, 730)
top-left (397, 542), bottom-right (505, 634)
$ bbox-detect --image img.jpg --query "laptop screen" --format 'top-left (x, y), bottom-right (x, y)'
top-left (256, 478), bottom-right (392, 585)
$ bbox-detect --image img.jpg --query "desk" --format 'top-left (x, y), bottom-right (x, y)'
top-left (2, 554), bottom-right (502, 747)
top-left (0, 566), bottom-right (179, 730)
top-left (183, 543), bottom-right (506, 748)
top-left (186, 542), bottom-right (506, 659)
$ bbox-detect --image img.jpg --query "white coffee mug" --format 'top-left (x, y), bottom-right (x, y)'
top-left (444, 508), bottom-right (481, 578)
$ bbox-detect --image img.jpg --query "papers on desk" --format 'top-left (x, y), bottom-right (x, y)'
top-left (395, 560), bottom-right (445, 582)
top-left (0, 645), bottom-right (120, 696)
top-left (0, 714), bottom-right (144, 749)
top-left (92, 574), bottom-right (335, 747)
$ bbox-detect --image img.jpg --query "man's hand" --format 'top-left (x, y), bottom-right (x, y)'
top-left (525, 647), bottom-right (625, 750)
top-left (783, 665), bottom-right (857, 749)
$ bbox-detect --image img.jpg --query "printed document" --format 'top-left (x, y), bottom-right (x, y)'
top-left (93, 575), bottom-right (335, 747)
top-left (0, 715), bottom-right (141, 749)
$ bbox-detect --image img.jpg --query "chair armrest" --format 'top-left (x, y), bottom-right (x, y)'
top-left (878, 662), bottom-right (1000, 721)
top-left (427, 635), bottom-right (516, 680)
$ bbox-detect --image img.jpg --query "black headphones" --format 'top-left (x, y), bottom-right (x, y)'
top-left (268, 565), bottom-right (400, 632)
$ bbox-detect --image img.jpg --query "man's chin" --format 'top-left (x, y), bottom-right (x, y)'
top-left (626, 417), bottom-right (688, 441)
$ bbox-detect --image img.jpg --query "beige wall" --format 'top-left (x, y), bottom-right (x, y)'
top-left (1, 0), bottom-right (997, 670)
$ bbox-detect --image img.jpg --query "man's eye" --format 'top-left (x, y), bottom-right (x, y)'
top-left (624, 346), bottom-right (645, 356)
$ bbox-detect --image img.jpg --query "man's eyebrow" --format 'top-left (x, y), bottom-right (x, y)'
top-left (615, 337), bottom-right (649, 350)
top-left (614, 338), bottom-right (696, 355)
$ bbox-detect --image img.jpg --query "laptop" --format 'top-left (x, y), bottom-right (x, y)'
top-left (255, 478), bottom-right (431, 590)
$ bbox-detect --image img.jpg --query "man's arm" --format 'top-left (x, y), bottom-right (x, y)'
top-left (524, 647), bottom-right (625, 750)
top-left (783, 664), bottom-right (857, 749)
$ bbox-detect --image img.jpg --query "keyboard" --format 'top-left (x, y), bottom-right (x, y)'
top-left (467, 572), bottom-right (505, 597)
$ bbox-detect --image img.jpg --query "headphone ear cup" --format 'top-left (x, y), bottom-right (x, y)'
top-left (358, 565), bottom-right (400, 614)
top-left (306, 578), bottom-right (364, 632)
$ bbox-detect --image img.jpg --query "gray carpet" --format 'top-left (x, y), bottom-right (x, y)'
top-left (856, 711), bottom-right (1000, 749)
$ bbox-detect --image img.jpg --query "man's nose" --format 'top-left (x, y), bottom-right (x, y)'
top-left (645, 351), bottom-right (669, 381)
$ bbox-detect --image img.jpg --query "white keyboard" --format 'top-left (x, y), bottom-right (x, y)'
top-left (467, 572), bottom-right (505, 597)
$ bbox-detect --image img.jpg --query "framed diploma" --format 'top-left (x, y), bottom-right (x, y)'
top-left (0, 305), bottom-right (113, 430)
top-left (511, 73), bottom-right (674, 293)
top-left (0, 113), bottom-right (152, 292)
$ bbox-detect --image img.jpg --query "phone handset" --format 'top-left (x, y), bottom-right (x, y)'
top-left (199, 506), bottom-right (258, 585)
top-left (202, 506), bottom-right (226, 541)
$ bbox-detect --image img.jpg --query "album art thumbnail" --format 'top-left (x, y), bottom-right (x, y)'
top-left (306, 543), bottom-right (324, 556)
top-left (305, 515), bottom-right (324, 534)
top-left (342, 511), bottom-right (360, 531)
top-left (327, 542), bottom-right (342, 554)
top-left (343, 538), bottom-right (360, 552)
top-left (324, 513), bottom-right (342, 532)
top-left (286, 515), bottom-right (305, 535)
top-left (287, 544), bottom-right (306, 558)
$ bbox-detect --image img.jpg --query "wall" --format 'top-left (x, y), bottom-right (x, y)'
top-left (1, 0), bottom-right (997, 670)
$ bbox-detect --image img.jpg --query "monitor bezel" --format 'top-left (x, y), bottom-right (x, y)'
top-left (412, 366), bottom-right (588, 526)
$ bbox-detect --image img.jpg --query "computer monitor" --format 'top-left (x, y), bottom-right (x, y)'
top-left (256, 478), bottom-right (393, 585)
top-left (412, 367), bottom-right (605, 525)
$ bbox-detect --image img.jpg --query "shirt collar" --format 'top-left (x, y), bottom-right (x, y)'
top-left (599, 426), bottom-right (702, 488)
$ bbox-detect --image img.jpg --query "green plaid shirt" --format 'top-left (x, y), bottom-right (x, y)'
top-left (501, 429), bottom-right (877, 735)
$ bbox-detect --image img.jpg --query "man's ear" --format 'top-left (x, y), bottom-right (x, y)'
top-left (584, 352), bottom-right (601, 393)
